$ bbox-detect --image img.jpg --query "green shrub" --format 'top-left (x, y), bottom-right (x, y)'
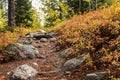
top-left (0, 9), bottom-right (6, 31)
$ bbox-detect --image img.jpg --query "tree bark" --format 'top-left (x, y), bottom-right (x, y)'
top-left (8, 0), bottom-right (15, 27)
top-left (59, 0), bottom-right (62, 20)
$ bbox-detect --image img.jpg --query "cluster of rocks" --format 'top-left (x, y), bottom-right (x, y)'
top-left (2, 43), bottom-right (41, 61)
top-left (59, 48), bottom-right (107, 80)
top-left (1, 29), bottom-right (108, 80)
top-left (2, 30), bottom-right (57, 61)
top-left (19, 30), bottom-right (57, 44)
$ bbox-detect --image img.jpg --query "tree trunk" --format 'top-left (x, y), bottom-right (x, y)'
top-left (59, 0), bottom-right (62, 20)
top-left (95, 0), bottom-right (97, 10)
top-left (79, 0), bottom-right (83, 14)
top-left (8, 0), bottom-right (15, 27)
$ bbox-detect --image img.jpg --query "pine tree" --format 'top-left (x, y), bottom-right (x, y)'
top-left (15, 0), bottom-right (32, 27)
top-left (66, 0), bottom-right (89, 14)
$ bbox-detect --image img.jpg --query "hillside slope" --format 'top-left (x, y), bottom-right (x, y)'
top-left (55, 2), bottom-right (120, 79)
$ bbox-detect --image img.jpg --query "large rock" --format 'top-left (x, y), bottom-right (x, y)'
top-left (7, 64), bottom-right (38, 80)
top-left (24, 30), bottom-right (53, 40)
top-left (33, 33), bottom-right (53, 40)
top-left (3, 43), bottom-right (40, 61)
top-left (86, 72), bottom-right (107, 80)
top-left (62, 54), bottom-right (89, 74)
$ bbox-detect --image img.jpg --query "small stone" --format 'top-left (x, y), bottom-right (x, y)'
top-left (33, 62), bottom-right (38, 68)
top-left (50, 37), bottom-right (57, 42)
top-left (7, 72), bottom-right (10, 75)
top-left (40, 38), bottom-right (47, 42)
top-left (40, 30), bottom-right (47, 34)
top-left (86, 73), bottom-right (98, 80)
top-left (86, 72), bottom-right (107, 80)
top-left (48, 46), bottom-right (51, 48)
top-left (32, 62), bottom-right (39, 71)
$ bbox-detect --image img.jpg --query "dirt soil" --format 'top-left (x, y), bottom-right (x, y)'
top-left (0, 33), bottom-right (69, 80)
top-left (0, 32), bottom-right (119, 80)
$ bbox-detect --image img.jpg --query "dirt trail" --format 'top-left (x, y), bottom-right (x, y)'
top-left (33, 39), bottom-right (66, 80)
top-left (0, 32), bottom-right (67, 80)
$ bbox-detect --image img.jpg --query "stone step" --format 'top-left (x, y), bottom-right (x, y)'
top-left (38, 71), bottom-right (59, 77)
top-left (38, 64), bottom-right (56, 72)
top-left (36, 75), bottom-right (62, 80)
top-left (36, 77), bottom-right (49, 80)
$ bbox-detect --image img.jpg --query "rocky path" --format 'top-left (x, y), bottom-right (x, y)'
top-left (0, 31), bottom-right (67, 80)
top-left (32, 39), bottom-right (66, 80)
top-left (0, 30), bottom-right (111, 80)
top-left (0, 30), bottom-right (112, 80)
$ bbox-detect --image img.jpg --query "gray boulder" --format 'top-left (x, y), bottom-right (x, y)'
top-left (23, 45), bottom-right (39, 59)
top-left (25, 30), bottom-right (53, 40)
top-left (3, 43), bottom-right (40, 61)
top-left (86, 72), bottom-right (107, 80)
top-left (62, 54), bottom-right (89, 74)
top-left (7, 64), bottom-right (38, 80)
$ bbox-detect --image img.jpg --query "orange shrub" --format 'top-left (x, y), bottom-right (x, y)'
top-left (0, 27), bottom-right (35, 51)
top-left (56, 2), bottom-right (120, 65)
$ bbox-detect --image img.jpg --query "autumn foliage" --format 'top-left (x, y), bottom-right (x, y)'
top-left (56, 2), bottom-right (120, 77)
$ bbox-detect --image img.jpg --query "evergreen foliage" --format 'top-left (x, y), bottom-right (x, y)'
top-left (42, 0), bottom-right (116, 27)
top-left (41, 0), bottom-right (70, 27)
top-left (15, 0), bottom-right (33, 27)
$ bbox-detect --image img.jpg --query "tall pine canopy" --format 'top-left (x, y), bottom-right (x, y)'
top-left (15, 0), bottom-right (32, 27)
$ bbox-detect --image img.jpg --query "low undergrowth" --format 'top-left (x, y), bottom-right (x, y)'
top-left (56, 2), bottom-right (120, 78)
top-left (0, 28), bottom-right (24, 51)
top-left (0, 27), bottom-right (42, 51)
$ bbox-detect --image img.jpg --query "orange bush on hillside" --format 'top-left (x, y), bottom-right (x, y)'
top-left (56, 2), bottom-right (120, 70)
top-left (0, 27), bottom-right (34, 51)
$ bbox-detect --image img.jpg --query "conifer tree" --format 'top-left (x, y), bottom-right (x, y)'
top-left (15, 0), bottom-right (32, 27)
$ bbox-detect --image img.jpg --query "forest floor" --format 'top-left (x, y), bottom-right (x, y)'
top-left (0, 31), bottom-right (69, 80)
top-left (0, 31), bottom-right (119, 80)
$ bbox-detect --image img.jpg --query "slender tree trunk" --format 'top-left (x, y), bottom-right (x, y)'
top-left (59, 0), bottom-right (62, 20)
top-left (79, 0), bottom-right (81, 13)
top-left (95, 0), bottom-right (97, 10)
top-left (8, 0), bottom-right (15, 27)
top-left (89, 0), bottom-right (91, 11)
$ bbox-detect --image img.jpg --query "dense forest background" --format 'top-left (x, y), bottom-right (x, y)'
top-left (0, 0), bottom-right (118, 29)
